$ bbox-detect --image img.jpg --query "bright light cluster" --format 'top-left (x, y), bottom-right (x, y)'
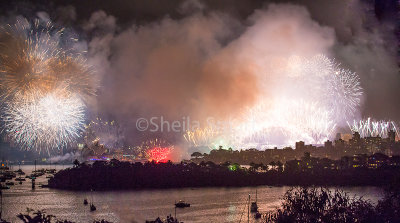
top-left (0, 19), bottom-right (95, 153)
top-left (136, 138), bottom-right (174, 162)
top-left (184, 54), bottom-right (363, 149)
top-left (348, 118), bottom-right (399, 138)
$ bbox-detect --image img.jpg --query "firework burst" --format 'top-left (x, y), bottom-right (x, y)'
top-left (0, 19), bottom-right (95, 101)
top-left (193, 54), bottom-right (362, 149)
top-left (231, 99), bottom-right (336, 148)
top-left (327, 68), bottom-right (362, 120)
top-left (2, 91), bottom-right (85, 153)
top-left (147, 147), bottom-right (172, 163)
top-left (0, 19), bottom-right (96, 153)
top-left (183, 127), bottom-right (219, 149)
top-left (136, 139), bottom-right (174, 162)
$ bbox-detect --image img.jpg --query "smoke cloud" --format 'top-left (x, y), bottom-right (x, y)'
top-left (0, 0), bottom-right (398, 158)
top-left (86, 3), bottom-right (338, 146)
top-left (48, 152), bottom-right (81, 163)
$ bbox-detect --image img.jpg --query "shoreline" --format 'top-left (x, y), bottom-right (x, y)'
top-left (47, 162), bottom-right (399, 191)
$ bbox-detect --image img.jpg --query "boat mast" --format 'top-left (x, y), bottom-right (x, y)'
top-left (248, 194), bottom-right (250, 223)
top-left (174, 201), bottom-right (177, 220)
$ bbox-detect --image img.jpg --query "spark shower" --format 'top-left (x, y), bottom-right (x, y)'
top-left (185, 55), bottom-right (363, 149)
top-left (0, 20), bottom-right (96, 153)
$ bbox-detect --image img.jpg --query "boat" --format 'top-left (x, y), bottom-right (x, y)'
top-left (250, 190), bottom-right (258, 213)
top-left (45, 169), bottom-right (56, 174)
top-left (175, 200), bottom-right (190, 208)
top-left (5, 181), bottom-right (14, 186)
top-left (89, 189), bottom-right (96, 211)
top-left (15, 169), bottom-right (25, 175)
top-left (32, 172), bottom-right (44, 177)
top-left (15, 164), bottom-right (25, 185)
top-left (250, 201), bottom-right (258, 213)
top-left (31, 177), bottom-right (36, 189)
top-left (3, 171), bottom-right (16, 179)
top-left (254, 212), bottom-right (262, 219)
top-left (0, 166), bottom-right (9, 170)
top-left (0, 184), bottom-right (10, 189)
top-left (90, 203), bottom-right (96, 211)
top-left (83, 198), bottom-right (88, 205)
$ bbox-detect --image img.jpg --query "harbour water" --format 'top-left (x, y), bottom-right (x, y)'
top-left (2, 165), bottom-right (384, 222)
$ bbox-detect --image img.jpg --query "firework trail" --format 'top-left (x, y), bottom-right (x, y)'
top-left (183, 126), bottom-right (220, 149)
top-left (348, 118), bottom-right (399, 138)
top-left (0, 19), bottom-right (96, 153)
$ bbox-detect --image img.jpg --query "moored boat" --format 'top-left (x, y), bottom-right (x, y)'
top-left (0, 184), bottom-right (10, 189)
top-left (90, 203), bottom-right (96, 211)
top-left (175, 200), bottom-right (190, 208)
top-left (250, 189), bottom-right (258, 213)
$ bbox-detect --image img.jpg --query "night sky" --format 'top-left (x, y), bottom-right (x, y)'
top-left (0, 0), bottom-right (398, 158)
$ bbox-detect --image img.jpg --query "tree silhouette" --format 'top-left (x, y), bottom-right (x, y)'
top-left (191, 152), bottom-right (203, 159)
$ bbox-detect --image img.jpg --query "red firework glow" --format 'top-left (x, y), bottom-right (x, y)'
top-left (148, 147), bottom-right (171, 163)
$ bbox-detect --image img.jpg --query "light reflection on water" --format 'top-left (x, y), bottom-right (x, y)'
top-left (3, 165), bottom-right (384, 223)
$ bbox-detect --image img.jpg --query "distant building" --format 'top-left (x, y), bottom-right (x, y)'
top-left (368, 153), bottom-right (389, 169)
top-left (324, 140), bottom-right (333, 149)
top-left (388, 130), bottom-right (396, 143)
top-left (352, 154), bottom-right (368, 168)
top-left (341, 133), bottom-right (353, 142)
top-left (295, 141), bottom-right (305, 150)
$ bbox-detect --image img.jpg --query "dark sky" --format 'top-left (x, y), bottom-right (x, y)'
top-left (0, 0), bottom-right (397, 25)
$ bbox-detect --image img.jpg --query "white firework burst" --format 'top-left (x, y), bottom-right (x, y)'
top-left (327, 68), bottom-right (363, 120)
top-left (348, 118), bottom-right (399, 138)
top-left (2, 91), bottom-right (85, 154)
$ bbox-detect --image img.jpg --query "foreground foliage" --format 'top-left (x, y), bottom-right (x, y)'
top-left (266, 180), bottom-right (400, 223)
top-left (7, 208), bottom-right (112, 223)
